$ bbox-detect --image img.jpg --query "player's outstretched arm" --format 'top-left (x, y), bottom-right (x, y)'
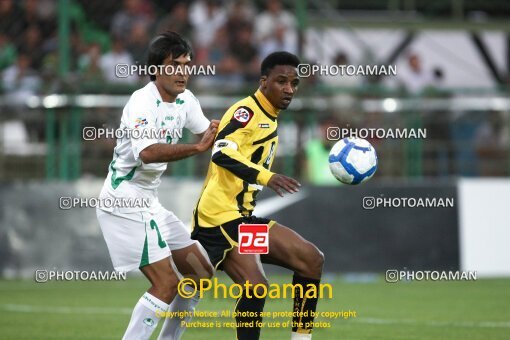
top-left (212, 135), bottom-right (300, 195)
top-left (139, 120), bottom-right (219, 163)
top-left (267, 174), bottom-right (301, 197)
top-left (212, 138), bottom-right (301, 197)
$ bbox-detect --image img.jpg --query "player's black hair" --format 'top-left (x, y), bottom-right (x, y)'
top-left (260, 51), bottom-right (300, 76)
top-left (147, 31), bottom-right (193, 81)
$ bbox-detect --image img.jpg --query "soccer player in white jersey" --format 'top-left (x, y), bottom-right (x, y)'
top-left (96, 32), bottom-right (218, 340)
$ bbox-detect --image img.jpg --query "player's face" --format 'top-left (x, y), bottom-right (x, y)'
top-left (155, 53), bottom-right (190, 102)
top-left (261, 65), bottom-right (300, 110)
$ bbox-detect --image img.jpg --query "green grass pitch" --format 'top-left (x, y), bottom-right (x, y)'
top-left (0, 273), bottom-right (508, 339)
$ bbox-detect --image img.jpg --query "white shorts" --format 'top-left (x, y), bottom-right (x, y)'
top-left (96, 207), bottom-right (196, 272)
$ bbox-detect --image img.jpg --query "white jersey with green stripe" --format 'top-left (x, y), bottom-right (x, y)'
top-left (99, 82), bottom-right (209, 213)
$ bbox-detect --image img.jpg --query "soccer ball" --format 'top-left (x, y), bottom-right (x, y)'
top-left (328, 138), bottom-right (378, 185)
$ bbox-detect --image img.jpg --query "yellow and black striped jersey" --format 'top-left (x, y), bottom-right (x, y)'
top-left (193, 89), bottom-right (280, 227)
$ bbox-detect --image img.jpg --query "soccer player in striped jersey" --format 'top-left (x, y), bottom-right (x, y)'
top-left (192, 51), bottom-right (325, 340)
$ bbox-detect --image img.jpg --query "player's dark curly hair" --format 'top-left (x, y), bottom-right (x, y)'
top-left (260, 51), bottom-right (300, 76)
top-left (147, 31), bottom-right (193, 81)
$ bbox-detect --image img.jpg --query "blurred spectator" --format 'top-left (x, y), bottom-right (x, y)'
top-left (69, 27), bottom-right (88, 70)
top-left (100, 36), bottom-right (137, 84)
top-left (110, 0), bottom-right (151, 41)
top-left (19, 0), bottom-right (55, 42)
top-left (304, 118), bottom-right (341, 185)
top-left (474, 111), bottom-right (509, 176)
top-left (204, 27), bottom-right (233, 67)
top-left (127, 21), bottom-right (150, 64)
top-left (21, 25), bottom-right (45, 71)
top-left (155, 2), bottom-right (192, 37)
top-left (422, 66), bottom-right (453, 177)
top-left (20, 0), bottom-right (43, 27)
top-left (321, 52), bottom-right (361, 88)
top-left (78, 43), bottom-right (106, 83)
top-left (38, 25), bottom-right (86, 80)
top-left (80, 1), bottom-right (118, 32)
top-left (137, 0), bottom-right (154, 18)
top-left (2, 53), bottom-right (41, 105)
top-left (400, 52), bottom-right (432, 94)
top-left (423, 111), bottom-right (454, 177)
top-left (196, 27), bottom-right (243, 88)
top-left (259, 24), bottom-right (296, 60)
top-left (224, 0), bottom-right (255, 44)
top-left (230, 25), bottom-right (259, 81)
top-left (0, 33), bottom-right (17, 72)
top-left (36, 0), bottom-right (56, 21)
top-left (0, 0), bottom-right (23, 41)
top-left (254, 0), bottom-right (297, 53)
top-left (189, 0), bottom-right (227, 48)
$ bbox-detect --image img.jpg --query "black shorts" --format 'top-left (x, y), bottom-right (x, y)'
top-left (191, 215), bottom-right (275, 270)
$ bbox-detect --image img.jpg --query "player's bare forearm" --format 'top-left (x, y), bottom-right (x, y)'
top-left (140, 120), bottom-right (220, 163)
top-left (139, 143), bottom-right (203, 163)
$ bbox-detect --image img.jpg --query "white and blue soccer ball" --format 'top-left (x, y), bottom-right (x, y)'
top-left (328, 138), bottom-right (378, 185)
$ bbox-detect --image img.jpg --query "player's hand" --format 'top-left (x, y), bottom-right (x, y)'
top-left (197, 120), bottom-right (220, 152)
top-left (267, 174), bottom-right (301, 197)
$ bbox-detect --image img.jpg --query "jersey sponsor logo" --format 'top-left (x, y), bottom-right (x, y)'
top-left (232, 106), bottom-right (254, 125)
top-left (134, 118), bottom-right (148, 128)
top-left (238, 224), bottom-right (269, 254)
top-left (258, 123), bottom-right (270, 128)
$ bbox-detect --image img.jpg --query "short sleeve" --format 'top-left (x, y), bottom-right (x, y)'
top-left (183, 91), bottom-right (210, 134)
top-left (125, 97), bottom-right (159, 161)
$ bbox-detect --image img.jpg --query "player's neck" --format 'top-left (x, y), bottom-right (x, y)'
top-left (154, 81), bottom-right (178, 103)
top-left (254, 89), bottom-right (279, 117)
